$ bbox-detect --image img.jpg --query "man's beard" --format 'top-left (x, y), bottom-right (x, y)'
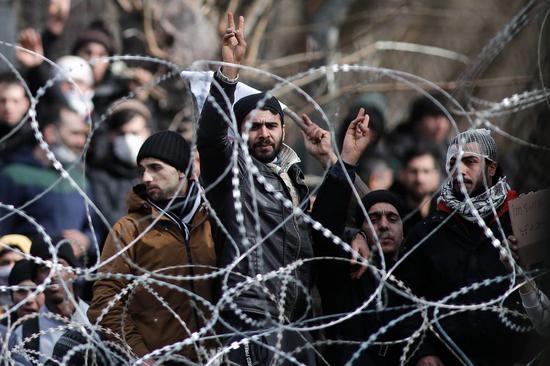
top-left (250, 137), bottom-right (283, 163)
top-left (410, 186), bottom-right (430, 202)
top-left (452, 178), bottom-right (488, 199)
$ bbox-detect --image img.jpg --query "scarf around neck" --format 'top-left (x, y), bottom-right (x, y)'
top-left (148, 180), bottom-right (202, 240)
top-left (266, 144), bottom-right (301, 207)
top-left (438, 176), bottom-right (510, 221)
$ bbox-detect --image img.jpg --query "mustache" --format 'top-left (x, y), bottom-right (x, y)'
top-left (453, 177), bottom-right (472, 185)
top-left (252, 139), bottom-right (274, 149)
top-left (378, 232), bottom-right (393, 241)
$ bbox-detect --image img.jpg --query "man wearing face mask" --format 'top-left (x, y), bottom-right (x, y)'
top-left (54, 55), bottom-right (95, 119)
top-left (88, 100), bottom-right (152, 234)
top-left (0, 104), bottom-right (98, 263)
top-left (16, 27), bottom-right (95, 121)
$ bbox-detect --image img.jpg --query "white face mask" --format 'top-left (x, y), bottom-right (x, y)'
top-left (113, 133), bottom-right (145, 165)
top-left (52, 144), bottom-right (80, 165)
top-left (0, 264), bottom-right (13, 283)
top-left (64, 89), bottom-right (94, 118)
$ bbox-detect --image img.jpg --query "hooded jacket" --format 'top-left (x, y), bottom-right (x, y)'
top-left (87, 184), bottom-right (217, 362)
top-left (197, 72), bottom-right (314, 323)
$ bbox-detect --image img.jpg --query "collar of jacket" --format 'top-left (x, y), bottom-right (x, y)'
top-left (267, 143), bottom-right (301, 175)
top-left (127, 184), bottom-right (182, 222)
top-left (128, 184), bottom-right (208, 229)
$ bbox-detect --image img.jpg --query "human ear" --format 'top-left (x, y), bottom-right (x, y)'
top-left (42, 124), bottom-right (57, 145)
top-left (487, 161), bottom-right (497, 177)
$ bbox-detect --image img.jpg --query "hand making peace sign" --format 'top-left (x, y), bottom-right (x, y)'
top-left (221, 12), bottom-right (247, 79)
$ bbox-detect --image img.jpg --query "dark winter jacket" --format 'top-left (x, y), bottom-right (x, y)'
top-left (0, 148), bottom-right (96, 242)
top-left (311, 162), bottom-right (402, 365)
top-left (395, 191), bottom-right (539, 365)
top-left (0, 121), bottom-right (34, 166)
top-left (197, 72), bottom-right (314, 323)
top-left (88, 145), bottom-right (138, 230)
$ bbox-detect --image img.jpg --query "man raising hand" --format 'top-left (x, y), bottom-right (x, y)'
top-left (198, 12), bottom-right (317, 365)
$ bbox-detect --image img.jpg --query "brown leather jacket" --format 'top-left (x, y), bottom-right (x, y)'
top-left (87, 184), bottom-right (217, 362)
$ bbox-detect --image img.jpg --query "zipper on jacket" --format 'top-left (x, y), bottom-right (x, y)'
top-left (148, 200), bottom-right (202, 329)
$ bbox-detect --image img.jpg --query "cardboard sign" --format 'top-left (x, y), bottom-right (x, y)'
top-left (509, 189), bottom-right (550, 269)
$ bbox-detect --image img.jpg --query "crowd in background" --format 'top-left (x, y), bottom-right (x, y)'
top-left (0, 3), bottom-right (548, 366)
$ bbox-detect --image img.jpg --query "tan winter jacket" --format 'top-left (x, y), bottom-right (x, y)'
top-left (87, 185), bottom-right (217, 362)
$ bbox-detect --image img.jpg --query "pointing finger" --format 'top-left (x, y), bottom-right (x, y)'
top-left (355, 107), bottom-right (365, 120)
top-left (357, 114), bottom-right (370, 133)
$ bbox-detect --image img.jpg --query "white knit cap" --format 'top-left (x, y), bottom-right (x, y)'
top-left (55, 55), bottom-right (94, 86)
top-left (446, 128), bottom-right (497, 172)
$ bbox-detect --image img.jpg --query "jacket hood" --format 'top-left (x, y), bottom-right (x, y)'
top-left (127, 184), bottom-right (150, 214)
top-left (126, 184), bottom-right (169, 222)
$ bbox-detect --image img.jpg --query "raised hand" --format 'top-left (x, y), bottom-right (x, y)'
top-left (350, 232), bottom-right (370, 280)
top-left (301, 114), bottom-right (337, 168)
top-left (63, 229), bottom-right (90, 259)
top-left (16, 28), bottom-right (44, 69)
top-left (221, 12), bottom-right (246, 79)
top-left (341, 107), bottom-right (371, 166)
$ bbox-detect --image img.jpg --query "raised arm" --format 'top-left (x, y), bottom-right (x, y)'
top-left (311, 108), bottom-right (371, 258)
top-left (301, 114), bottom-right (337, 168)
top-left (220, 13), bottom-right (246, 80)
top-left (197, 13), bottom-right (247, 185)
top-left (310, 109), bottom-right (372, 314)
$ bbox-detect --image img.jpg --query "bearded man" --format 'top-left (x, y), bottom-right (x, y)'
top-left (197, 13), bottom-right (317, 365)
top-left (396, 129), bottom-right (539, 366)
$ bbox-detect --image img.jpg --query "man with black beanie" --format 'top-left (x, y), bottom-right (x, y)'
top-left (87, 130), bottom-right (217, 365)
top-left (197, 13), bottom-right (320, 364)
top-left (7, 259), bottom-right (44, 323)
top-left (311, 112), bottom-right (406, 364)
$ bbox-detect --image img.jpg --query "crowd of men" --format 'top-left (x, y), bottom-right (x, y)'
top-left (0, 7), bottom-right (548, 366)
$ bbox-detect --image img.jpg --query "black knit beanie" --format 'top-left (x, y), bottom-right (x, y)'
top-left (71, 21), bottom-right (116, 56)
top-left (355, 190), bottom-right (405, 226)
top-left (233, 92), bottom-right (284, 132)
top-left (8, 259), bottom-right (33, 286)
top-left (47, 328), bottom-right (130, 366)
top-left (136, 131), bottom-right (190, 172)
